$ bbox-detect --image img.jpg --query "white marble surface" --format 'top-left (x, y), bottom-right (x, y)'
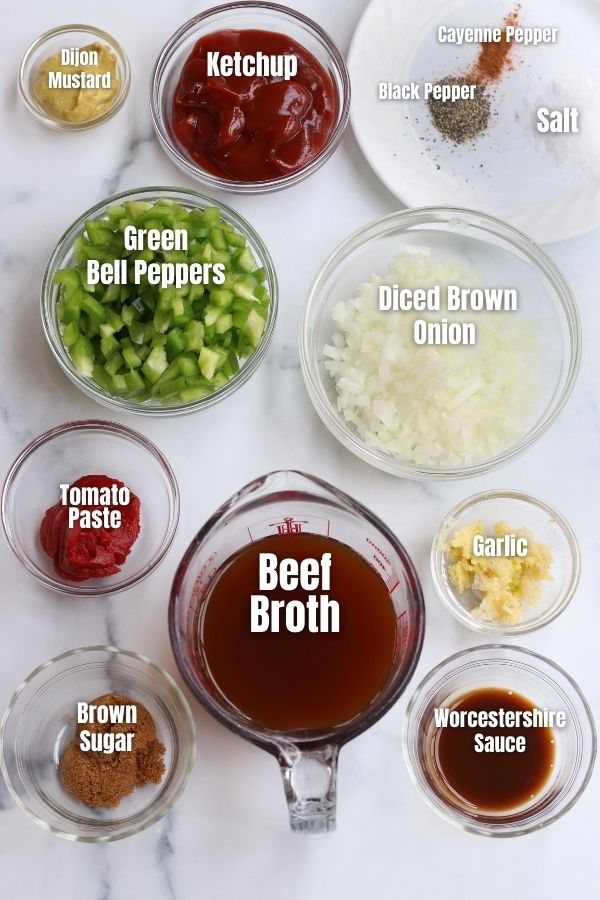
top-left (1, 1), bottom-right (599, 898)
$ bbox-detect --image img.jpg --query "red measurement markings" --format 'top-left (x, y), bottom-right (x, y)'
top-left (366, 536), bottom-right (399, 592)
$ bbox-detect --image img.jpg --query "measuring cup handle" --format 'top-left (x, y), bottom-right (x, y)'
top-left (278, 744), bottom-right (339, 833)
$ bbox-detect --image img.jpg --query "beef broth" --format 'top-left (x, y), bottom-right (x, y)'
top-left (198, 533), bottom-right (398, 732)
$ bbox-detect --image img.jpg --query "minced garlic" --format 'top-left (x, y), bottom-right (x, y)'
top-left (445, 521), bottom-right (553, 625)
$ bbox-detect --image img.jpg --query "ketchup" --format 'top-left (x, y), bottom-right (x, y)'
top-left (40, 475), bottom-right (141, 582)
top-left (171, 30), bottom-right (337, 182)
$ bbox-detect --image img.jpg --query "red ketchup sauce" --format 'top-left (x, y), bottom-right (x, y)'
top-left (40, 475), bottom-right (141, 582)
top-left (171, 29), bottom-right (337, 182)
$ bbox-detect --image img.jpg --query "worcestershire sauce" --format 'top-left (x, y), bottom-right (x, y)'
top-left (199, 533), bottom-right (398, 732)
top-left (434, 687), bottom-right (556, 811)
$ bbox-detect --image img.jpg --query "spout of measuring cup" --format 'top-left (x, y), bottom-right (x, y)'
top-left (278, 744), bottom-right (339, 833)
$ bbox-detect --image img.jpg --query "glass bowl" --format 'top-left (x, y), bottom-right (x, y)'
top-left (150, 2), bottom-right (350, 193)
top-left (41, 186), bottom-right (278, 416)
top-left (19, 24), bottom-right (130, 131)
top-left (1, 420), bottom-right (179, 596)
top-left (300, 207), bottom-right (581, 480)
top-left (0, 647), bottom-right (196, 842)
top-left (404, 645), bottom-right (596, 837)
top-left (431, 490), bottom-right (580, 636)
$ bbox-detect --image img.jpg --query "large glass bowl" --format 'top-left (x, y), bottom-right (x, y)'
top-left (300, 207), bottom-right (581, 480)
top-left (150, 2), bottom-right (350, 193)
top-left (41, 187), bottom-right (278, 416)
top-left (0, 647), bottom-right (196, 842)
top-left (1, 420), bottom-right (179, 596)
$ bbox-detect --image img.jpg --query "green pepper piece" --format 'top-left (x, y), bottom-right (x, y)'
top-left (85, 220), bottom-right (114, 245)
top-left (199, 346), bottom-right (226, 380)
top-left (99, 309), bottom-right (125, 337)
top-left (177, 354), bottom-right (199, 378)
top-left (54, 268), bottom-right (81, 296)
top-left (124, 370), bottom-right (146, 394)
top-left (62, 300), bottom-right (81, 327)
top-left (210, 288), bottom-right (234, 309)
top-left (154, 375), bottom-right (187, 398)
top-left (204, 305), bottom-right (221, 327)
top-left (105, 351), bottom-right (125, 376)
top-left (235, 247), bottom-right (256, 273)
top-left (124, 200), bottom-right (154, 220)
top-left (92, 363), bottom-right (112, 391)
top-left (153, 308), bottom-right (172, 334)
top-left (242, 309), bottom-right (266, 348)
top-left (106, 204), bottom-right (126, 223)
top-left (141, 346), bottom-right (168, 384)
top-left (233, 276), bottom-right (258, 302)
top-left (122, 345), bottom-right (142, 370)
top-left (210, 227), bottom-right (227, 250)
top-left (166, 329), bottom-right (186, 362)
top-left (71, 336), bottom-right (95, 377)
top-left (184, 321), bottom-right (204, 353)
top-left (225, 230), bottom-right (246, 249)
top-left (215, 313), bottom-right (233, 335)
top-left (127, 320), bottom-right (145, 345)
top-left (62, 321), bottom-right (79, 349)
top-left (178, 384), bottom-right (213, 403)
top-left (77, 290), bottom-right (106, 323)
top-left (100, 334), bottom-right (120, 359)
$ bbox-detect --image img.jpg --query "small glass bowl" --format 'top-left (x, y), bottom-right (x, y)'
top-left (1, 420), bottom-right (179, 596)
top-left (19, 24), bottom-right (130, 131)
top-left (41, 187), bottom-right (278, 416)
top-left (0, 647), bottom-right (196, 842)
top-left (404, 645), bottom-right (596, 837)
top-left (150, 2), bottom-right (350, 193)
top-left (431, 490), bottom-right (580, 636)
top-left (300, 207), bottom-right (581, 480)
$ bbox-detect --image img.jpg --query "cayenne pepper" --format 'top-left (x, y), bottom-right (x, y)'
top-left (467, 5), bottom-right (521, 84)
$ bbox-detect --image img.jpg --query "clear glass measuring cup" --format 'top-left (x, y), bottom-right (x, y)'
top-left (169, 470), bottom-right (425, 832)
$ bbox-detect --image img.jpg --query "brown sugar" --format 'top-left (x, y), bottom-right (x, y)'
top-left (59, 692), bottom-right (166, 809)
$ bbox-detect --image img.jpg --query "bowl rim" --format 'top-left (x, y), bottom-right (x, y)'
top-left (1, 419), bottom-right (180, 596)
top-left (300, 205), bottom-right (582, 481)
top-left (0, 645), bottom-right (196, 842)
top-left (402, 643), bottom-right (597, 837)
top-left (149, 0), bottom-right (351, 193)
top-left (18, 23), bottom-right (131, 131)
top-left (40, 185), bottom-right (278, 416)
top-left (430, 489), bottom-right (581, 636)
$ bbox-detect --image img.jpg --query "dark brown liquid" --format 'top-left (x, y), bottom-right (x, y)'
top-left (199, 533), bottom-right (398, 732)
top-left (434, 687), bottom-right (556, 812)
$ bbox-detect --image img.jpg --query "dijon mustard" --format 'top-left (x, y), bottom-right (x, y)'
top-left (33, 42), bottom-right (119, 123)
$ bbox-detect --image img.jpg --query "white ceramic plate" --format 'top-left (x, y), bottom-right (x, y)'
top-left (348, 0), bottom-right (600, 243)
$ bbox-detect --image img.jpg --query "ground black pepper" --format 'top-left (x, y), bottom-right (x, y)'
top-left (427, 77), bottom-right (490, 144)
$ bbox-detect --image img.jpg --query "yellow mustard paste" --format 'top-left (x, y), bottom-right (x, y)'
top-left (33, 42), bottom-right (119, 123)
top-left (446, 521), bottom-right (553, 625)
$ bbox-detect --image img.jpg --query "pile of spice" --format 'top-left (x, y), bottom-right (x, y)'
top-left (427, 5), bottom-right (520, 145)
top-left (427, 77), bottom-right (490, 144)
top-left (59, 693), bottom-right (165, 808)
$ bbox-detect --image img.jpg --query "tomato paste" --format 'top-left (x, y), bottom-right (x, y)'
top-left (40, 475), bottom-right (140, 582)
top-left (171, 29), bottom-right (337, 181)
